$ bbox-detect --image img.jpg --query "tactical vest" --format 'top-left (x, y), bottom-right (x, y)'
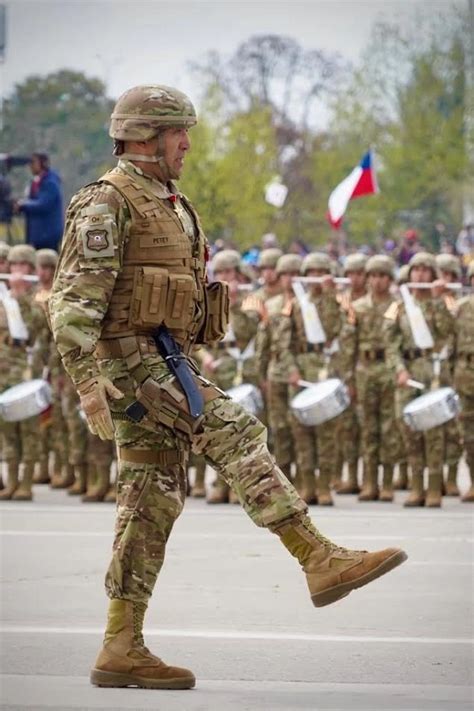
top-left (97, 170), bottom-right (212, 347)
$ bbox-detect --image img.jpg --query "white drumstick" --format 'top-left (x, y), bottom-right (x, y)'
top-left (0, 273), bottom-right (39, 282)
top-left (297, 379), bottom-right (317, 388)
top-left (294, 276), bottom-right (350, 285)
top-left (407, 379), bottom-right (425, 390)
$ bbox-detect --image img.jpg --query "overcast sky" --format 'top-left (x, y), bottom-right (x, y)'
top-left (2, 0), bottom-right (463, 107)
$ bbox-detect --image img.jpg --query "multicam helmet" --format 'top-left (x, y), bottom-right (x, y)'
top-left (257, 248), bottom-right (283, 269)
top-left (397, 264), bottom-right (410, 284)
top-left (211, 249), bottom-right (241, 273)
top-left (109, 85), bottom-right (197, 142)
top-left (408, 251), bottom-right (437, 278)
top-left (343, 253), bottom-right (368, 274)
top-left (435, 253), bottom-right (461, 278)
top-left (365, 255), bottom-right (395, 278)
top-left (36, 248), bottom-right (58, 268)
top-left (276, 254), bottom-right (303, 275)
top-left (0, 241), bottom-right (10, 260)
top-left (301, 252), bottom-right (331, 275)
top-left (8, 244), bottom-right (37, 268)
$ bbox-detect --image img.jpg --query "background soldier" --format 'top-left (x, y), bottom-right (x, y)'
top-left (49, 84), bottom-right (406, 691)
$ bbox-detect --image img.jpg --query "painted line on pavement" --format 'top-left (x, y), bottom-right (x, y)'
top-left (1, 625), bottom-right (472, 645)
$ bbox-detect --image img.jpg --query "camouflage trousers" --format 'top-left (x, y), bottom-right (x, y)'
top-left (267, 380), bottom-right (295, 473)
top-left (458, 392), bottom-right (474, 474)
top-left (395, 359), bottom-right (444, 477)
top-left (99, 352), bottom-right (305, 603)
top-left (39, 376), bottom-right (69, 475)
top-left (356, 362), bottom-right (399, 469)
top-left (336, 402), bottom-right (359, 467)
top-left (62, 377), bottom-right (88, 467)
top-left (2, 415), bottom-right (39, 464)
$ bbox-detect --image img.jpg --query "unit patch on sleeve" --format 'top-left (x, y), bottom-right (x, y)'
top-left (79, 216), bottom-right (116, 260)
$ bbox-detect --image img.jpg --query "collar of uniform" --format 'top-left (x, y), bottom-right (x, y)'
top-left (117, 159), bottom-right (181, 201)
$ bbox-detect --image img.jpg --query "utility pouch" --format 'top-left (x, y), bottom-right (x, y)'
top-left (198, 281), bottom-right (229, 344)
top-left (130, 266), bottom-right (168, 329)
top-left (164, 274), bottom-right (195, 330)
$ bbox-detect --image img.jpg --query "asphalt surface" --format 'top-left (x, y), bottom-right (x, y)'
top-left (1, 462), bottom-right (473, 711)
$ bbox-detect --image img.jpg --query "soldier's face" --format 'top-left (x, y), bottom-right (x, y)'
top-left (410, 265), bottom-right (433, 283)
top-left (369, 272), bottom-right (391, 295)
top-left (10, 262), bottom-right (34, 276)
top-left (440, 269), bottom-right (456, 283)
top-left (37, 264), bottom-right (55, 285)
top-left (280, 272), bottom-right (299, 290)
top-left (347, 270), bottom-right (366, 292)
top-left (215, 267), bottom-right (238, 285)
top-left (0, 258), bottom-right (8, 273)
top-left (260, 266), bottom-right (278, 285)
top-left (162, 127), bottom-right (191, 177)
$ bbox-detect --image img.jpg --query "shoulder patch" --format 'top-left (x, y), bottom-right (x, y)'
top-left (79, 215), bottom-right (116, 259)
top-left (384, 302), bottom-right (399, 320)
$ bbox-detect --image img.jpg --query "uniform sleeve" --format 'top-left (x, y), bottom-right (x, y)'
top-left (433, 298), bottom-right (454, 344)
top-left (49, 183), bottom-right (129, 386)
top-left (255, 320), bottom-right (271, 381)
top-left (339, 308), bottom-right (358, 386)
top-left (322, 293), bottom-right (342, 342)
top-left (274, 312), bottom-right (299, 379)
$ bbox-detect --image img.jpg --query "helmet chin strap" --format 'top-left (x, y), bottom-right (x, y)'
top-left (119, 131), bottom-right (180, 182)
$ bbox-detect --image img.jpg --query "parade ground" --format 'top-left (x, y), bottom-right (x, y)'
top-left (1, 464), bottom-right (473, 711)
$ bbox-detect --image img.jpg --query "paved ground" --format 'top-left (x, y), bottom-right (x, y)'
top-left (0, 463), bottom-right (473, 711)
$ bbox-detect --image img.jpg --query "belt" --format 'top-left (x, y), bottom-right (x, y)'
top-left (360, 349), bottom-right (385, 362)
top-left (304, 343), bottom-right (324, 354)
top-left (403, 348), bottom-right (433, 360)
top-left (118, 447), bottom-right (185, 466)
top-left (95, 336), bottom-right (194, 360)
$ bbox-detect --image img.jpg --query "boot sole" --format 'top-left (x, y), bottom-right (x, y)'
top-left (311, 549), bottom-right (408, 608)
top-left (90, 668), bottom-right (196, 690)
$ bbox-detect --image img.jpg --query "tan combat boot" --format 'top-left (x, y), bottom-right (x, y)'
top-left (404, 469), bottom-right (425, 507)
top-left (444, 464), bottom-right (460, 497)
top-left (206, 478), bottom-right (229, 504)
top-left (379, 465), bottom-right (394, 502)
top-left (190, 459), bottom-right (206, 498)
top-left (0, 460), bottom-right (20, 500)
top-left (393, 461), bottom-right (409, 490)
top-left (358, 463), bottom-right (379, 501)
top-left (425, 472), bottom-right (442, 508)
top-left (461, 456), bottom-right (474, 501)
top-left (83, 465), bottom-right (110, 502)
top-left (317, 469), bottom-right (334, 506)
top-left (336, 461), bottom-right (360, 495)
top-left (50, 463), bottom-right (75, 489)
top-left (12, 462), bottom-right (34, 501)
top-left (273, 515), bottom-right (407, 607)
top-left (33, 459), bottom-right (51, 484)
top-left (90, 599), bottom-right (195, 689)
top-left (68, 464), bottom-right (88, 496)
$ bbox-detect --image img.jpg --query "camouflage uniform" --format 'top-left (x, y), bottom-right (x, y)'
top-left (0, 245), bottom-right (49, 501)
top-left (383, 253), bottom-right (454, 507)
top-left (452, 262), bottom-right (474, 501)
top-left (340, 256), bottom-right (399, 501)
top-left (255, 254), bottom-right (302, 486)
top-left (49, 85), bottom-right (406, 690)
top-left (276, 253), bottom-right (342, 505)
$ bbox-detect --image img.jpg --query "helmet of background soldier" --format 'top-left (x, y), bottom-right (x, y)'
top-left (36, 248), bottom-right (58, 268)
top-left (365, 255), bottom-right (395, 278)
top-left (0, 241), bottom-right (10, 260)
top-left (408, 251), bottom-right (438, 278)
top-left (397, 264), bottom-right (410, 284)
top-left (435, 253), bottom-right (461, 279)
top-left (343, 253), bottom-right (367, 274)
top-left (110, 85), bottom-right (197, 142)
top-left (258, 248), bottom-right (283, 269)
top-left (276, 254), bottom-right (303, 275)
top-left (301, 252), bottom-right (331, 275)
top-left (8, 244), bottom-right (37, 268)
top-left (211, 249), bottom-right (241, 273)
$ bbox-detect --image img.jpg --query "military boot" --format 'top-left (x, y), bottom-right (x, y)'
top-left (50, 463), bottom-right (75, 489)
top-left (206, 478), bottom-right (229, 504)
top-left (403, 469), bottom-right (425, 507)
top-left (83, 465), bottom-right (110, 502)
top-left (337, 461), bottom-right (360, 494)
top-left (444, 464), bottom-right (460, 497)
top-left (68, 464), bottom-right (88, 496)
top-left (90, 599), bottom-right (195, 689)
top-left (425, 472), bottom-right (442, 508)
top-left (358, 463), bottom-right (379, 501)
top-left (104, 482), bottom-right (117, 503)
top-left (273, 514), bottom-right (407, 607)
top-left (298, 468), bottom-right (317, 504)
top-left (379, 465), bottom-right (394, 502)
top-left (0, 460), bottom-right (20, 500)
top-left (317, 469), bottom-right (333, 506)
top-left (12, 462), bottom-right (34, 501)
top-left (393, 461), bottom-right (409, 490)
top-left (461, 456), bottom-right (474, 502)
top-left (33, 459), bottom-right (51, 484)
top-left (190, 459), bottom-right (206, 498)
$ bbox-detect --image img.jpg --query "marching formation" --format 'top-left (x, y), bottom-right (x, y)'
top-left (0, 242), bottom-right (116, 502)
top-left (0, 239), bottom-right (473, 508)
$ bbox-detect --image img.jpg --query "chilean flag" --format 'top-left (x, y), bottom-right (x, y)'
top-left (327, 150), bottom-right (379, 229)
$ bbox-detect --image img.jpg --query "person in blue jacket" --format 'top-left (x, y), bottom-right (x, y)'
top-left (15, 153), bottom-right (64, 250)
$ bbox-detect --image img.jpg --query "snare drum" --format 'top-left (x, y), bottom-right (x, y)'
top-left (291, 378), bottom-right (349, 426)
top-left (226, 383), bottom-right (264, 416)
top-left (0, 379), bottom-right (52, 422)
top-left (402, 387), bottom-right (460, 432)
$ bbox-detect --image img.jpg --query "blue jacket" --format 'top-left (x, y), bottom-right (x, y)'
top-left (20, 169), bottom-right (64, 250)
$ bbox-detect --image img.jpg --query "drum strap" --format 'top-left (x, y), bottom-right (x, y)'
top-left (399, 285), bottom-right (434, 350)
top-left (0, 293), bottom-right (29, 341)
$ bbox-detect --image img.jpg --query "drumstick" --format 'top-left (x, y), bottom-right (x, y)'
top-left (0, 273), bottom-right (39, 282)
top-left (405, 282), bottom-right (463, 290)
top-left (406, 379), bottom-right (425, 390)
top-left (294, 277), bottom-right (351, 285)
top-left (297, 379), bottom-right (317, 388)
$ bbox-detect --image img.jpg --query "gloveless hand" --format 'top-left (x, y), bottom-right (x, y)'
top-left (77, 376), bottom-right (124, 441)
